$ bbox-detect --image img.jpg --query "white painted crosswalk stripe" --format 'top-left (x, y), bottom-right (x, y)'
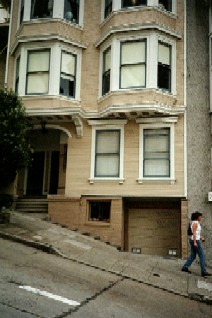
top-left (19, 286), bottom-right (80, 306)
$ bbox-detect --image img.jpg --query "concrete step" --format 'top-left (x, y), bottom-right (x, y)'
top-left (16, 198), bottom-right (48, 213)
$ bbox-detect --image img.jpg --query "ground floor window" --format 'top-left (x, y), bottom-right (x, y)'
top-left (89, 201), bottom-right (111, 222)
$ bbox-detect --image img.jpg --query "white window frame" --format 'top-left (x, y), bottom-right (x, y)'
top-left (88, 120), bottom-right (127, 183)
top-left (157, 35), bottom-right (176, 95)
top-left (137, 117), bottom-right (177, 183)
top-left (14, 44), bottom-right (81, 100)
top-left (18, 0), bottom-right (84, 26)
top-left (101, 0), bottom-right (176, 22)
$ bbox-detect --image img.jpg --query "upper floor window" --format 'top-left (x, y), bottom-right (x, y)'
top-left (19, 0), bottom-right (24, 24)
top-left (60, 51), bottom-right (76, 98)
top-left (15, 56), bottom-right (20, 94)
top-left (31, 0), bottom-right (53, 19)
top-left (159, 0), bottom-right (172, 12)
top-left (64, 0), bottom-right (80, 24)
top-left (102, 47), bottom-right (111, 95)
top-left (158, 42), bottom-right (171, 92)
top-left (26, 50), bottom-right (50, 95)
top-left (120, 40), bottom-right (146, 89)
top-left (104, 0), bottom-right (112, 18)
top-left (122, 0), bottom-right (147, 8)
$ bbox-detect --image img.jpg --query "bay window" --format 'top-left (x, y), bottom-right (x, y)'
top-left (102, 47), bottom-right (111, 95)
top-left (120, 40), bottom-right (146, 89)
top-left (26, 50), bottom-right (50, 95)
top-left (60, 51), bottom-right (76, 98)
top-left (143, 128), bottom-right (170, 177)
top-left (158, 42), bottom-right (172, 92)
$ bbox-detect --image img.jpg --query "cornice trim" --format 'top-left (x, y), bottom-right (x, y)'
top-left (96, 22), bottom-right (182, 47)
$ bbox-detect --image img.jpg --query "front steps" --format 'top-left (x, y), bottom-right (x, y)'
top-left (15, 197), bottom-right (48, 213)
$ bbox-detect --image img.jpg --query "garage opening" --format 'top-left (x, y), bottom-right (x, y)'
top-left (125, 198), bottom-right (181, 257)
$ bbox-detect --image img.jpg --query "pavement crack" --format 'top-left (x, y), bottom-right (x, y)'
top-left (0, 301), bottom-right (46, 318)
top-left (53, 277), bottom-right (124, 318)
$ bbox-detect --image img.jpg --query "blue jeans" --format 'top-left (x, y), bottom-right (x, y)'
top-left (183, 239), bottom-right (206, 274)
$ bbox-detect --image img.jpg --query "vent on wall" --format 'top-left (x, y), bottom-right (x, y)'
top-left (208, 192), bottom-right (212, 202)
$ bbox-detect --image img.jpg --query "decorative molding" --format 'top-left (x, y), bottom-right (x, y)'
top-left (72, 115), bottom-right (83, 138)
top-left (96, 22), bottom-right (182, 48)
top-left (136, 117), bottom-right (178, 124)
top-left (11, 33), bottom-right (87, 55)
top-left (88, 119), bottom-right (128, 126)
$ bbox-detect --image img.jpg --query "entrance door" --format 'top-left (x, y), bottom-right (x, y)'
top-left (26, 152), bottom-right (45, 196)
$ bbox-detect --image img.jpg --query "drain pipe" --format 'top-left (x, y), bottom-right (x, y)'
top-left (4, 0), bottom-right (14, 90)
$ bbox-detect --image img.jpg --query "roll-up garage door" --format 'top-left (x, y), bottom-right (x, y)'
top-left (127, 201), bottom-right (181, 257)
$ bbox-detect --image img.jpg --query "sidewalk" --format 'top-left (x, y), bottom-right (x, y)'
top-left (0, 211), bottom-right (211, 305)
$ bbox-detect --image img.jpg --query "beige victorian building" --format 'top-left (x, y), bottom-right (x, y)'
top-left (1, 0), bottom-right (188, 258)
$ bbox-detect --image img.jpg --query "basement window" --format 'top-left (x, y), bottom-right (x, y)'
top-left (89, 201), bottom-right (111, 223)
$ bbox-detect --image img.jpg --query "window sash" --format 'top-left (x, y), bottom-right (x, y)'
top-left (15, 56), bottom-right (20, 93)
top-left (159, 0), bottom-right (172, 12)
top-left (158, 42), bottom-right (172, 92)
top-left (143, 128), bottom-right (170, 177)
top-left (120, 40), bottom-right (146, 89)
top-left (95, 130), bottom-right (120, 177)
top-left (31, 0), bottom-right (53, 19)
top-left (26, 50), bottom-right (50, 95)
top-left (60, 51), bottom-right (76, 98)
top-left (64, 0), bottom-right (80, 24)
top-left (104, 0), bottom-right (112, 18)
top-left (102, 47), bottom-right (111, 95)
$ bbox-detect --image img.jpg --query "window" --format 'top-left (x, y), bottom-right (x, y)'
top-left (31, 0), bottom-right (53, 19)
top-left (20, 0), bottom-right (24, 24)
top-left (15, 56), bottom-right (20, 94)
top-left (89, 201), bottom-right (111, 222)
top-left (104, 0), bottom-right (112, 18)
top-left (95, 130), bottom-right (120, 178)
top-left (26, 50), bottom-right (50, 95)
top-left (64, 0), bottom-right (80, 23)
top-left (159, 0), bottom-right (172, 12)
top-left (60, 51), bottom-right (76, 98)
top-left (120, 40), bottom-right (146, 89)
top-left (158, 42), bottom-right (171, 92)
top-left (122, 0), bottom-right (147, 8)
top-left (143, 128), bottom-right (170, 177)
top-left (102, 47), bottom-right (111, 95)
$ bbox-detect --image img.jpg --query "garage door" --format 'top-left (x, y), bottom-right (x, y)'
top-left (127, 204), bottom-right (181, 257)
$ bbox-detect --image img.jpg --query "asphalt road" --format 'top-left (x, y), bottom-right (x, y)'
top-left (0, 239), bottom-right (211, 318)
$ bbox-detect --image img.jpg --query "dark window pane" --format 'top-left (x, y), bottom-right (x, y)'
top-left (64, 0), bottom-right (80, 24)
top-left (31, 0), bottom-right (53, 19)
top-left (159, 0), bottom-right (172, 12)
top-left (158, 64), bottom-right (171, 91)
top-left (89, 201), bottom-right (111, 222)
top-left (60, 77), bottom-right (75, 97)
top-left (102, 70), bottom-right (110, 95)
top-left (105, 0), bottom-right (112, 18)
top-left (122, 0), bottom-right (147, 7)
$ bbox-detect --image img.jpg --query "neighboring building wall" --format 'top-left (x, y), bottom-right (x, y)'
top-left (187, 1), bottom-right (212, 262)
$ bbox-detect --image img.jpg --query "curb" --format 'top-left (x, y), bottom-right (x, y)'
top-left (0, 231), bottom-right (211, 306)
